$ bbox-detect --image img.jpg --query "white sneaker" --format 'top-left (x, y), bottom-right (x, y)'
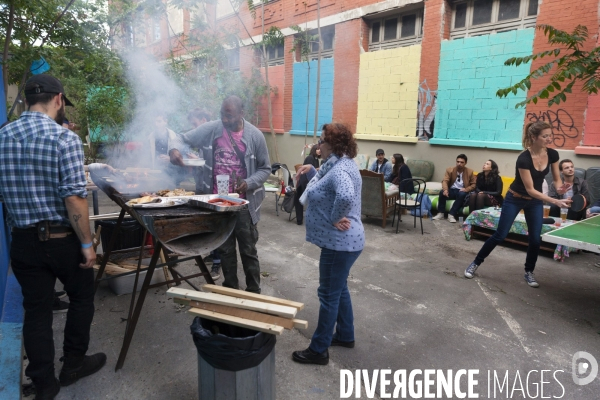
top-left (448, 215), bottom-right (457, 223)
top-left (432, 213), bottom-right (444, 220)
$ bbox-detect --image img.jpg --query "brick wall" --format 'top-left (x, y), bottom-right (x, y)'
top-left (419, 0), bottom-right (452, 91)
top-left (332, 19), bottom-right (363, 132)
top-left (257, 65), bottom-right (285, 133)
top-left (355, 45), bottom-right (421, 140)
top-left (580, 26), bottom-right (600, 152)
top-left (431, 29), bottom-right (535, 149)
top-left (525, 0), bottom-right (599, 151)
top-left (290, 58), bottom-right (335, 135)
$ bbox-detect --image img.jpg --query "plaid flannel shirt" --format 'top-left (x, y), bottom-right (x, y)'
top-left (0, 111), bottom-right (87, 228)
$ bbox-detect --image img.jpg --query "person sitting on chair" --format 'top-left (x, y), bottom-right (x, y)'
top-left (389, 153), bottom-right (414, 194)
top-left (432, 154), bottom-right (476, 223)
top-left (468, 159), bottom-right (503, 213)
top-left (295, 144), bottom-right (321, 225)
top-left (548, 159), bottom-right (590, 221)
top-left (369, 149), bottom-right (392, 182)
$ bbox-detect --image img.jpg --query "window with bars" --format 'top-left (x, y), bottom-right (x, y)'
top-left (226, 48), bottom-right (240, 71)
top-left (368, 9), bottom-right (424, 51)
top-left (301, 26), bottom-right (335, 60)
top-left (451, 0), bottom-right (538, 38)
top-left (257, 43), bottom-right (285, 66)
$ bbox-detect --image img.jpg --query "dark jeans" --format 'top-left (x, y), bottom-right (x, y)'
top-left (438, 188), bottom-right (468, 217)
top-left (549, 204), bottom-right (583, 221)
top-left (218, 209), bottom-right (261, 293)
top-left (294, 173), bottom-right (309, 224)
top-left (474, 192), bottom-right (543, 272)
top-left (10, 232), bottom-right (95, 382)
top-left (309, 248), bottom-right (362, 354)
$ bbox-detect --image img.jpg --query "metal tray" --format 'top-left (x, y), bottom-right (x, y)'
top-left (188, 195), bottom-right (249, 212)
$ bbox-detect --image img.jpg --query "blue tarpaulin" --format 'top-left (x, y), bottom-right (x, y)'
top-left (30, 56), bottom-right (50, 75)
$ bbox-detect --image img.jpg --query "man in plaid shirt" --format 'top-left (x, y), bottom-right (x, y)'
top-left (0, 74), bottom-right (105, 399)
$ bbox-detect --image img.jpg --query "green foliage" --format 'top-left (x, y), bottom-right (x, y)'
top-left (497, 25), bottom-right (600, 108)
top-left (1, 0), bottom-right (132, 162)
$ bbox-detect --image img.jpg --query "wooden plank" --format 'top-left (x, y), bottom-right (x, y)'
top-left (168, 287), bottom-right (297, 319)
top-left (180, 299), bottom-right (294, 329)
top-left (188, 308), bottom-right (284, 335)
top-left (202, 284), bottom-right (304, 310)
top-left (175, 298), bottom-right (306, 329)
top-left (291, 319), bottom-right (308, 330)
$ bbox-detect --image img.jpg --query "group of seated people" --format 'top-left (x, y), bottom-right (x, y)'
top-left (368, 150), bottom-right (599, 223)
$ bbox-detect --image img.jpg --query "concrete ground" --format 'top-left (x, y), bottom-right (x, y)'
top-left (25, 189), bottom-right (600, 399)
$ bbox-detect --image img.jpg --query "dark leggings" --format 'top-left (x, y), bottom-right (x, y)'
top-left (468, 192), bottom-right (495, 213)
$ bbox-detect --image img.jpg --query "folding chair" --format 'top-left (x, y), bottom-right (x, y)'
top-left (392, 179), bottom-right (426, 234)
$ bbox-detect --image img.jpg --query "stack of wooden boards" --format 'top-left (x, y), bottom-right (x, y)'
top-left (167, 285), bottom-right (307, 335)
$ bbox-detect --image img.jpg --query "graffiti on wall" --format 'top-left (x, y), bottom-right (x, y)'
top-left (526, 109), bottom-right (579, 148)
top-left (417, 80), bottom-right (436, 141)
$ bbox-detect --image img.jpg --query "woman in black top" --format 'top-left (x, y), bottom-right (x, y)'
top-left (464, 121), bottom-right (571, 288)
top-left (303, 144), bottom-right (321, 169)
top-left (468, 159), bottom-right (503, 212)
top-left (389, 154), bottom-right (414, 194)
top-left (295, 144), bottom-right (321, 225)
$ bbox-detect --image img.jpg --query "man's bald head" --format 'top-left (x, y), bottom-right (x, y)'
top-left (221, 95), bottom-right (245, 132)
top-left (222, 96), bottom-right (243, 113)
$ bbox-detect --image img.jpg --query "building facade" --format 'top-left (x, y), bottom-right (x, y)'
top-left (133, 0), bottom-right (600, 177)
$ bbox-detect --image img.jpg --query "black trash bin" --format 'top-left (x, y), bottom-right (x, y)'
top-left (95, 220), bottom-right (145, 251)
top-left (191, 317), bottom-right (276, 400)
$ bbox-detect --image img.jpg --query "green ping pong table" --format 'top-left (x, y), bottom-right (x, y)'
top-left (542, 214), bottom-right (600, 254)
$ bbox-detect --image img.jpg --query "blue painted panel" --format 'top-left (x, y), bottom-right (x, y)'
top-left (435, 29), bottom-right (534, 148)
top-left (291, 59), bottom-right (334, 135)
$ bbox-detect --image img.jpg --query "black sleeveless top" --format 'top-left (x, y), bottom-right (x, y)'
top-left (510, 148), bottom-right (559, 196)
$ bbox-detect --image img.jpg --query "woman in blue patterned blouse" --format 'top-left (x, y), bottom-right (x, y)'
top-left (292, 123), bottom-right (365, 365)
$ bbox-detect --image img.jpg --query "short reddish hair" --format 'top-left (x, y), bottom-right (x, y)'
top-left (320, 123), bottom-right (358, 159)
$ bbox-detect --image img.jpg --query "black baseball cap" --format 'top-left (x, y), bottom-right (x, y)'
top-left (24, 74), bottom-right (74, 106)
top-left (376, 149), bottom-right (384, 155)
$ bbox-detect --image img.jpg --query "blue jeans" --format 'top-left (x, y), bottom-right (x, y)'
top-left (309, 248), bottom-right (362, 354)
top-left (438, 188), bottom-right (468, 217)
top-left (588, 206), bottom-right (600, 214)
top-left (474, 192), bottom-right (543, 272)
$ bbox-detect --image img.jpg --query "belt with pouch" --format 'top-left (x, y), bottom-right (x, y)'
top-left (12, 222), bottom-right (74, 240)
top-left (508, 189), bottom-right (533, 201)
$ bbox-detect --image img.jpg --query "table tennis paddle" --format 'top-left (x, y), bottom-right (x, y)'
top-left (570, 194), bottom-right (586, 212)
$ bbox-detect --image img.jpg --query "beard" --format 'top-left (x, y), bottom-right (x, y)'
top-left (54, 103), bottom-right (66, 125)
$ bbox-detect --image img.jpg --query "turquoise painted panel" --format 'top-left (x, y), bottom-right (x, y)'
top-left (291, 59), bottom-right (334, 135)
top-left (435, 28), bottom-right (535, 147)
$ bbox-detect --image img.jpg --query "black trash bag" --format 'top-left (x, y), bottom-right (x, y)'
top-left (191, 317), bottom-right (276, 372)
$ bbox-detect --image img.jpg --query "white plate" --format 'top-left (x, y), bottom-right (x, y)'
top-left (127, 198), bottom-right (187, 208)
top-left (182, 158), bottom-right (205, 167)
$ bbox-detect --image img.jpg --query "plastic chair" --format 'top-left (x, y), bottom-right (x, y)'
top-left (392, 179), bottom-right (426, 234)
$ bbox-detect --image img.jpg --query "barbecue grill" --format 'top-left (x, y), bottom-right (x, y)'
top-left (89, 164), bottom-right (239, 370)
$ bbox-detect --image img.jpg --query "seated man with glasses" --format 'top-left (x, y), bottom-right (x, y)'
top-left (432, 154), bottom-right (476, 223)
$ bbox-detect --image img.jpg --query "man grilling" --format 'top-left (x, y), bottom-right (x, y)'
top-left (169, 96), bottom-right (271, 293)
top-left (0, 74), bottom-right (105, 399)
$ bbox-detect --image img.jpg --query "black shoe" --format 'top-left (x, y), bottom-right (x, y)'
top-left (59, 352), bottom-right (107, 387)
top-left (32, 377), bottom-right (60, 400)
top-left (210, 264), bottom-right (221, 280)
top-left (52, 299), bottom-right (69, 314)
top-left (54, 290), bottom-right (67, 299)
top-left (331, 337), bottom-right (355, 348)
top-left (292, 348), bottom-right (329, 365)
